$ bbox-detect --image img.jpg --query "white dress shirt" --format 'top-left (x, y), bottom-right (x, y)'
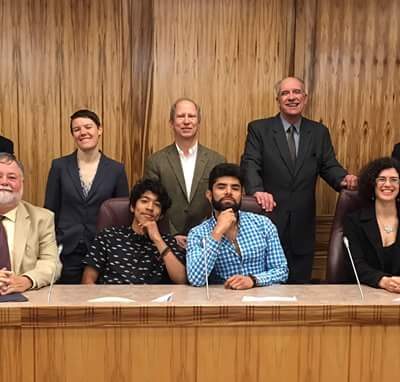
top-left (176, 142), bottom-right (198, 200)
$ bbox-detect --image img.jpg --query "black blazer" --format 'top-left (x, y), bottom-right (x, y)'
top-left (0, 136), bottom-right (14, 154)
top-left (392, 143), bottom-right (400, 161)
top-left (343, 206), bottom-right (400, 288)
top-left (241, 114), bottom-right (347, 255)
top-left (44, 151), bottom-right (129, 254)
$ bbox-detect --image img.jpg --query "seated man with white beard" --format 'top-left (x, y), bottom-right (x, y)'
top-left (187, 163), bottom-right (288, 290)
top-left (0, 153), bottom-right (61, 295)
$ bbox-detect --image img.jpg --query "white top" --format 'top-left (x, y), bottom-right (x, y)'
top-left (176, 142), bottom-right (198, 200)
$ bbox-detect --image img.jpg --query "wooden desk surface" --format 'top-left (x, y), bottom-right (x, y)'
top-left (1, 285), bottom-right (400, 382)
top-left (1, 284), bottom-right (400, 327)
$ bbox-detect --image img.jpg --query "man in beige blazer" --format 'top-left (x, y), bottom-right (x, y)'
top-left (144, 98), bottom-right (225, 248)
top-left (0, 153), bottom-right (60, 295)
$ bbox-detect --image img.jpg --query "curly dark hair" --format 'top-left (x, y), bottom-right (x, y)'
top-left (129, 178), bottom-right (172, 215)
top-left (358, 156), bottom-right (400, 204)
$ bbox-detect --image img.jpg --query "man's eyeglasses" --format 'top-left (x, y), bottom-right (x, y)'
top-left (376, 177), bottom-right (400, 186)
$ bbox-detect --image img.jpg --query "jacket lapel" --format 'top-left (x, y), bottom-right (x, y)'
top-left (272, 116), bottom-right (295, 174)
top-left (360, 207), bottom-right (385, 268)
top-left (294, 120), bottom-right (312, 176)
top-left (66, 151), bottom-right (85, 200)
top-left (190, 145), bottom-right (207, 202)
top-left (12, 203), bottom-right (30, 274)
top-left (166, 145), bottom-right (188, 201)
top-left (87, 153), bottom-right (108, 200)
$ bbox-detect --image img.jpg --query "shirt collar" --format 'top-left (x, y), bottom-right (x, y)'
top-left (280, 114), bottom-right (302, 134)
top-left (175, 141), bottom-right (198, 157)
top-left (2, 206), bottom-right (18, 223)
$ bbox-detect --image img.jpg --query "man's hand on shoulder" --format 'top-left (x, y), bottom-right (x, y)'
top-left (340, 174), bottom-right (358, 190)
top-left (254, 191), bottom-right (276, 212)
top-left (224, 275), bottom-right (254, 290)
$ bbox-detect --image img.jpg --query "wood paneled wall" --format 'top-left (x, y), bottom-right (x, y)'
top-left (1, 0), bottom-right (399, 215)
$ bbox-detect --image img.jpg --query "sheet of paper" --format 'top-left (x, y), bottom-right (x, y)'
top-left (242, 296), bottom-right (297, 302)
top-left (87, 296), bottom-right (136, 303)
top-left (151, 292), bottom-right (174, 303)
top-left (393, 297), bottom-right (400, 302)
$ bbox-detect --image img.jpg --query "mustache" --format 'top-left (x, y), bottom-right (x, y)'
top-left (0, 188), bottom-right (13, 192)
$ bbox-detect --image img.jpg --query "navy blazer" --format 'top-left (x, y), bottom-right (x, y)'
top-left (241, 114), bottom-right (347, 255)
top-left (44, 151), bottom-right (129, 254)
top-left (343, 206), bottom-right (400, 288)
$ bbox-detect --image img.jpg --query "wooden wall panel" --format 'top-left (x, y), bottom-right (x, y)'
top-left (0, 1), bottom-right (19, 153)
top-left (295, 0), bottom-right (400, 214)
top-left (16, 0), bottom-right (61, 203)
top-left (149, 0), bottom-right (295, 163)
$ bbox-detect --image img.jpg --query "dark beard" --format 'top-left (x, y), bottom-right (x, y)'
top-left (211, 197), bottom-right (241, 212)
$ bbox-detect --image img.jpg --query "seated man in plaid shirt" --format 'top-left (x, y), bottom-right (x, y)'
top-left (187, 163), bottom-right (288, 289)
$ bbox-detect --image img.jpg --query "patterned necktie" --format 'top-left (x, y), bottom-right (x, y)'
top-left (0, 216), bottom-right (11, 270)
top-left (287, 125), bottom-right (297, 162)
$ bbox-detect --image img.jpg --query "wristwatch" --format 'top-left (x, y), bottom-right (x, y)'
top-left (249, 274), bottom-right (258, 287)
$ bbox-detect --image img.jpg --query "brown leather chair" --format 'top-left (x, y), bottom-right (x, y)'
top-left (325, 189), bottom-right (365, 283)
top-left (96, 195), bottom-right (273, 233)
top-left (96, 197), bottom-right (133, 232)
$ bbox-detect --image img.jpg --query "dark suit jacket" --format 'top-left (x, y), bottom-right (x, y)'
top-left (44, 151), bottom-right (129, 254)
top-left (0, 136), bottom-right (14, 154)
top-left (392, 143), bottom-right (400, 161)
top-left (241, 114), bottom-right (347, 255)
top-left (343, 206), bottom-right (400, 288)
top-left (144, 144), bottom-right (225, 235)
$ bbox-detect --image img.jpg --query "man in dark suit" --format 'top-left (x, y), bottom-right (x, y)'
top-left (0, 136), bottom-right (14, 154)
top-left (241, 76), bottom-right (357, 283)
top-left (144, 98), bottom-right (225, 248)
top-left (392, 143), bottom-right (400, 161)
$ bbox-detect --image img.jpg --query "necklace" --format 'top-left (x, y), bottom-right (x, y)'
top-left (383, 225), bottom-right (394, 234)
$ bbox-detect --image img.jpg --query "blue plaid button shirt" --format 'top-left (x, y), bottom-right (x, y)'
top-left (187, 211), bottom-right (288, 287)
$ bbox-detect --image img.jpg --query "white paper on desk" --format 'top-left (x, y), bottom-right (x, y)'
top-left (393, 297), bottom-right (400, 302)
top-left (87, 296), bottom-right (136, 303)
top-left (151, 292), bottom-right (174, 303)
top-left (242, 296), bottom-right (297, 302)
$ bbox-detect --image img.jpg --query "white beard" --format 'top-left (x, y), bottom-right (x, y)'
top-left (0, 190), bottom-right (21, 206)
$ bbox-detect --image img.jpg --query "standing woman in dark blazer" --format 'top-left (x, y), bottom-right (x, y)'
top-left (344, 157), bottom-right (400, 292)
top-left (44, 109), bottom-right (129, 283)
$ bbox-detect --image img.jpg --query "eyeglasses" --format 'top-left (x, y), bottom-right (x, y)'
top-left (376, 177), bottom-right (400, 185)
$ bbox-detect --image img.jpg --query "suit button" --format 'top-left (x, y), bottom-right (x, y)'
top-left (184, 209), bottom-right (188, 213)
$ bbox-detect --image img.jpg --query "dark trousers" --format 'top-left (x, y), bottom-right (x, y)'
top-left (57, 242), bottom-right (87, 284)
top-left (281, 219), bottom-right (314, 284)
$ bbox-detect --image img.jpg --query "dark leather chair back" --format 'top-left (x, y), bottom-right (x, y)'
top-left (96, 195), bottom-right (273, 234)
top-left (241, 195), bottom-right (274, 221)
top-left (96, 197), bottom-right (133, 232)
top-left (325, 189), bottom-right (364, 283)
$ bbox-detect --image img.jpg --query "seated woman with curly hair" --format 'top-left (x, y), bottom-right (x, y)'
top-left (344, 157), bottom-right (400, 292)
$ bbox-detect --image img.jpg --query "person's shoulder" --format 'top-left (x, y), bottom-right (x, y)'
top-left (100, 153), bottom-right (125, 169)
top-left (198, 144), bottom-right (225, 162)
top-left (240, 211), bottom-right (276, 229)
top-left (20, 201), bottom-right (54, 219)
top-left (248, 115), bottom-right (279, 128)
top-left (146, 144), bottom-right (176, 163)
top-left (188, 218), bottom-right (213, 236)
top-left (301, 116), bottom-right (328, 130)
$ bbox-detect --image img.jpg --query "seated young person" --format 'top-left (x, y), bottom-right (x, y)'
top-left (187, 163), bottom-right (288, 290)
top-left (81, 179), bottom-right (187, 284)
top-left (344, 157), bottom-right (400, 292)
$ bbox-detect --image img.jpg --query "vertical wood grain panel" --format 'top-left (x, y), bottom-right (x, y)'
top-left (296, 0), bottom-right (400, 214)
top-left (149, 0), bottom-right (294, 163)
top-left (17, 0), bottom-right (61, 203)
top-left (0, 1), bottom-right (19, 154)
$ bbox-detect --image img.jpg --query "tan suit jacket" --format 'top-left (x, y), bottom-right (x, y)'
top-left (144, 144), bottom-right (225, 235)
top-left (12, 201), bottom-right (61, 288)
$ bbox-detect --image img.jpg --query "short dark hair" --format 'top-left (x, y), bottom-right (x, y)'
top-left (169, 98), bottom-right (201, 123)
top-left (208, 163), bottom-right (244, 190)
top-left (129, 179), bottom-right (172, 215)
top-left (358, 156), bottom-right (400, 204)
top-left (70, 109), bottom-right (101, 132)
